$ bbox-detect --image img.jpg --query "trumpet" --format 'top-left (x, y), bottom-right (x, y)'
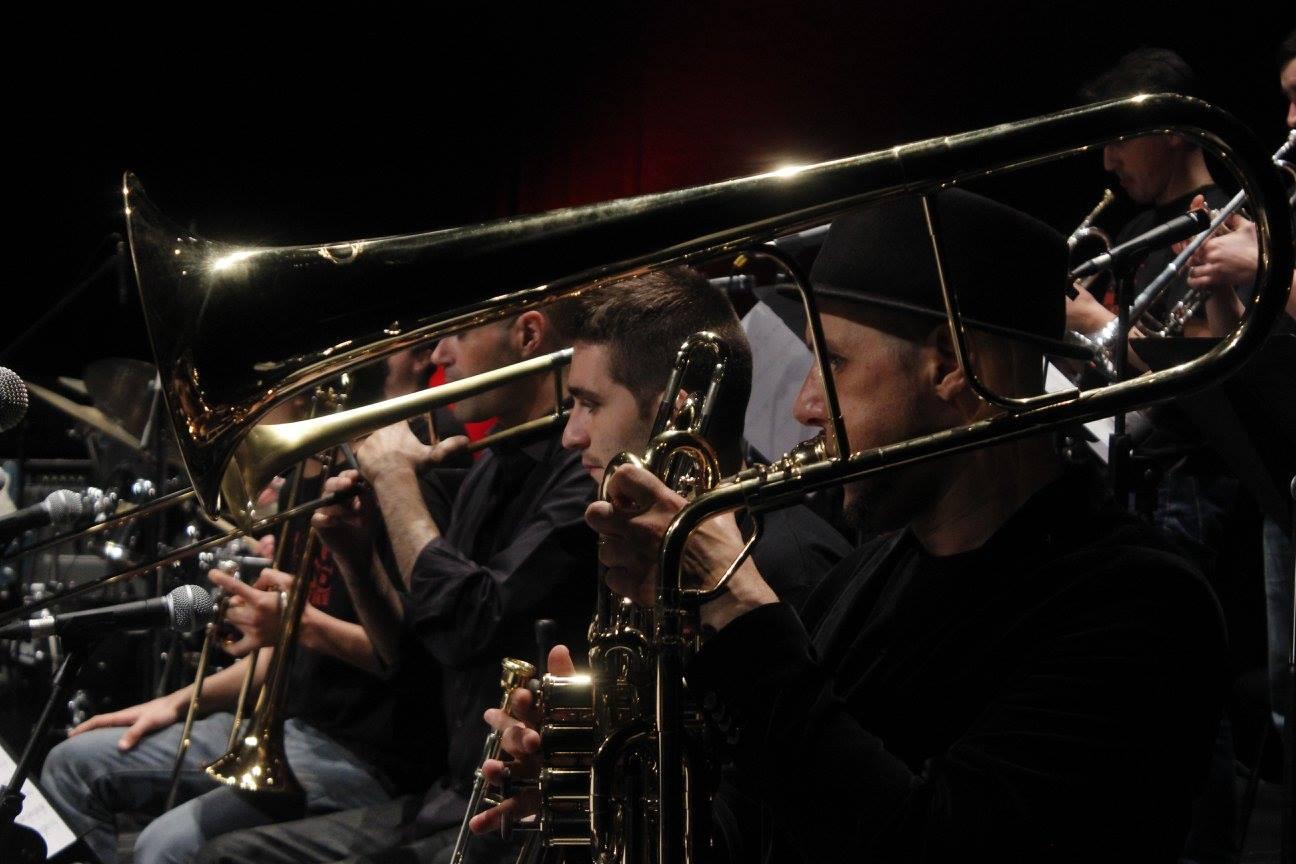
top-left (1070, 129), bottom-right (1296, 379)
top-left (450, 658), bottom-right (539, 864)
top-left (1068, 188), bottom-right (1116, 255)
top-left (1067, 188), bottom-right (1116, 301)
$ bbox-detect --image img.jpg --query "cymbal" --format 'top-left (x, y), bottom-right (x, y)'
top-left (56, 376), bottom-right (89, 398)
top-left (26, 381), bottom-right (143, 451)
top-left (83, 358), bottom-right (159, 441)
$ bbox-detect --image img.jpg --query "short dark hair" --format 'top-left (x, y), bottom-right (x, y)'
top-left (1081, 47), bottom-right (1198, 102)
top-left (575, 266), bottom-right (753, 451)
top-left (1280, 29), bottom-right (1296, 68)
top-left (536, 296), bottom-right (582, 347)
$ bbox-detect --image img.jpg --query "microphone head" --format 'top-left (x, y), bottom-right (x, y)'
top-left (166, 584), bottom-right (215, 634)
top-left (44, 489), bottom-right (85, 529)
top-left (0, 367), bottom-right (28, 433)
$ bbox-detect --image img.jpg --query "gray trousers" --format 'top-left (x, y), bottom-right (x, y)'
top-left (193, 795), bottom-right (515, 864)
top-left (40, 712), bottom-right (392, 864)
top-left (1263, 515), bottom-right (1294, 732)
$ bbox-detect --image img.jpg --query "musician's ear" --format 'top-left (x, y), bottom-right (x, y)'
top-left (512, 310), bottom-right (547, 358)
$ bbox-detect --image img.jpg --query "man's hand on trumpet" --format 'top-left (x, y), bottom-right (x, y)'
top-left (469, 645), bottom-right (578, 836)
top-left (1175, 193), bottom-right (1258, 295)
top-left (1170, 193), bottom-right (1257, 334)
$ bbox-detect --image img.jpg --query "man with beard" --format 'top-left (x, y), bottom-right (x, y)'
top-left (475, 190), bottom-right (1228, 862)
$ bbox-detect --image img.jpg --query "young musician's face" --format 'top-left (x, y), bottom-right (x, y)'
top-left (431, 322), bottom-right (517, 423)
top-left (1102, 134), bottom-right (1179, 205)
top-left (1282, 59), bottom-right (1296, 129)
top-left (562, 341), bottom-right (657, 484)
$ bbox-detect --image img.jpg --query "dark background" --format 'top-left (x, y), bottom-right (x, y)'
top-left (4, 2), bottom-right (1294, 457)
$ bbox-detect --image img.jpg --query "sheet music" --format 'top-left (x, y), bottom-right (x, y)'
top-left (0, 741), bottom-right (77, 855)
top-left (1045, 363), bottom-right (1114, 463)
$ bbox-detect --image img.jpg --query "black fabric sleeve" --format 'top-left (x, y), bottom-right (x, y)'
top-left (401, 473), bottom-right (593, 668)
top-left (689, 555), bottom-right (1226, 862)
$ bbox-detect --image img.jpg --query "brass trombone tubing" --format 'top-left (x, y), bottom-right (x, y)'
top-left (648, 102), bottom-right (1293, 864)
top-left (1, 351), bottom-right (572, 562)
top-left (0, 403), bottom-right (568, 626)
top-left (127, 94), bottom-right (1281, 526)
top-left (163, 565), bottom-right (235, 811)
top-left (219, 347), bottom-right (572, 524)
top-left (203, 530), bottom-right (321, 793)
top-left (222, 449), bottom-right (318, 757)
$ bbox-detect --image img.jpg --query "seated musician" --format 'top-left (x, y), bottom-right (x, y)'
top-left (561, 267), bottom-right (850, 613)
top-left (561, 267), bottom-right (850, 863)
top-left (476, 190), bottom-right (1228, 862)
top-left (40, 397), bottom-right (442, 864)
top-left (195, 304), bottom-right (598, 864)
top-left (1065, 48), bottom-right (1232, 345)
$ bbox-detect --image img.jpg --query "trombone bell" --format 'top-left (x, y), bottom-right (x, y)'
top-left (125, 93), bottom-right (1294, 527)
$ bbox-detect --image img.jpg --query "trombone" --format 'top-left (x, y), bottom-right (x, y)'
top-left (0, 353), bottom-right (573, 626)
top-left (163, 379), bottom-right (345, 808)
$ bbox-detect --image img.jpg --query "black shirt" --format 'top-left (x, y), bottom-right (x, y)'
top-left (404, 429), bottom-right (597, 831)
top-left (263, 469), bottom-right (444, 796)
top-left (745, 504), bottom-right (850, 613)
top-left (713, 502), bottom-right (850, 864)
top-left (281, 540), bottom-right (444, 795)
top-left (690, 467), bottom-right (1226, 863)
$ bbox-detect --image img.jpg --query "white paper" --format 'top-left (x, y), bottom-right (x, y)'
top-left (1044, 362), bottom-right (1114, 463)
top-left (741, 301), bottom-right (819, 460)
top-left (0, 740), bottom-right (77, 855)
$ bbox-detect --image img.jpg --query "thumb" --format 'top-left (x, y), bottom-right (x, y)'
top-left (549, 644), bottom-right (576, 676)
top-left (603, 464), bottom-right (673, 515)
top-left (1188, 193), bottom-right (1206, 212)
top-left (118, 718), bottom-right (149, 751)
top-left (430, 435), bottom-right (469, 463)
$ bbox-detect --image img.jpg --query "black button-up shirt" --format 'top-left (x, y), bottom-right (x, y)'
top-left (404, 429), bottom-right (597, 831)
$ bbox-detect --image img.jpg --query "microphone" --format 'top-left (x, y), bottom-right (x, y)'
top-left (0, 584), bottom-right (214, 640)
top-left (0, 367), bottom-right (28, 433)
top-left (0, 489), bottom-right (86, 543)
top-left (0, 488), bottom-right (115, 544)
top-left (1070, 209), bottom-right (1213, 279)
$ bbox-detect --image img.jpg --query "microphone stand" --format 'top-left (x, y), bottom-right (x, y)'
top-left (142, 373), bottom-right (176, 700)
top-left (1283, 477), bottom-right (1294, 864)
top-left (0, 636), bottom-right (94, 863)
top-left (1107, 270), bottom-right (1134, 513)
